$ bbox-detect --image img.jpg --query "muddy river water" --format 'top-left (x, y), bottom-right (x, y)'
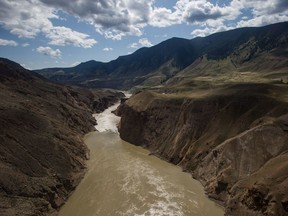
top-left (59, 103), bottom-right (224, 216)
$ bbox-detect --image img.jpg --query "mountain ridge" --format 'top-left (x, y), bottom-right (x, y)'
top-left (35, 21), bottom-right (288, 89)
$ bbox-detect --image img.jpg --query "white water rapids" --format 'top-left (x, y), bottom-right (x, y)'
top-left (59, 99), bottom-right (224, 216)
top-left (93, 102), bottom-right (121, 133)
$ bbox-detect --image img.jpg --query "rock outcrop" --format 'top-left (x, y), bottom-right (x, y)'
top-left (118, 84), bottom-right (288, 215)
top-left (0, 58), bottom-right (124, 215)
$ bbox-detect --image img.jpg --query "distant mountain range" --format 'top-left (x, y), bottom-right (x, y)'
top-left (35, 22), bottom-right (288, 89)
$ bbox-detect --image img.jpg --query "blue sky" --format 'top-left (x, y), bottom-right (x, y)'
top-left (0, 0), bottom-right (287, 70)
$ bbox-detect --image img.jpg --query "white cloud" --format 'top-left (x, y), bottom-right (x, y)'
top-left (139, 38), bottom-right (153, 47)
top-left (128, 42), bottom-right (138, 49)
top-left (129, 38), bottom-right (153, 49)
top-left (234, 0), bottom-right (288, 28)
top-left (240, 0), bottom-right (288, 16)
top-left (0, 38), bottom-right (18, 46)
top-left (178, 1), bottom-right (224, 23)
top-left (177, 0), bottom-right (244, 25)
top-left (44, 26), bottom-right (97, 48)
top-left (189, 0), bottom-right (288, 37)
top-left (236, 14), bottom-right (288, 28)
top-left (0, 0), bottom-right (287, 44)
top-left (103, 47), bottom-right (113, 51)
top-left (149, 0), bottom-right (241, 28)
top-left (149, 7), bottom-right (181, 27)
top-left (191, 18), bottom-right (232, 37)
top-left (39, 0), bottom-right (154, 40)
top-left (191, 24), bottom-right (231, 37)
top-left (0, 0), bottom-right (96, 48)
top-left (0, 0), bottom-right (55, 38)
top-left (36, 46), bottom-right (61, 58)
top-left (191, 28), bottom-right (212, 37)
top-left (22, 43), bottom-right (30, 47)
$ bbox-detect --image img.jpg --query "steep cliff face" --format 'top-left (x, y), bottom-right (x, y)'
top-left (196, 114), bottom-right (288, 216)
top-left (119, 85), bottom-right (288, 215)
top-left (0, 58), bottom-right (124, 216)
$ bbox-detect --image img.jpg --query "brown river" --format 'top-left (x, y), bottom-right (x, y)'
top-left (59, 103), bottom-right (224, 216)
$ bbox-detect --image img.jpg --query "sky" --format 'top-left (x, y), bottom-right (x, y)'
top-left (0, 0), bottom-right (287, 70)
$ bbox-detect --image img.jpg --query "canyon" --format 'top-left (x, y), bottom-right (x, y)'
top-left (0, 21), bottom-right (287, 215)
top-left (118, 84), bottom-right (288, 215)
top-left (58, 103), bottom-right (224, 216)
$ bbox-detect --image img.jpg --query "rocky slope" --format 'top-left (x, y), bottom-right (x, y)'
top-left (0, 58), bottom-right (123, 216)
top-left (118, 84), bottom-right (288, 215)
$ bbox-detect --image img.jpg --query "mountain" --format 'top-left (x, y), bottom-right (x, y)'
top-left (35, 22), bottom-right (288, 89)
top-left (0, 58), bottom-right (123, 215)
top-left (35, 37), bottom-right (198, 89)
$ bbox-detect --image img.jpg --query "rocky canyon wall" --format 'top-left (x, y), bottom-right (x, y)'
top-left (119, 85), bottom-right (288, 216)
top-left (0, 58), bottom-right (124, 216)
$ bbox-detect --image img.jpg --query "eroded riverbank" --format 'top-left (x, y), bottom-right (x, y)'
top-left (118, 89), bottom-right (288, 215)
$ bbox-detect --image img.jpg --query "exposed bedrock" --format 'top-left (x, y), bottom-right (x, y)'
top-left (0, 58), bottom-right (124, 216)
top-left (119, 86), bottom-right (288, 215)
